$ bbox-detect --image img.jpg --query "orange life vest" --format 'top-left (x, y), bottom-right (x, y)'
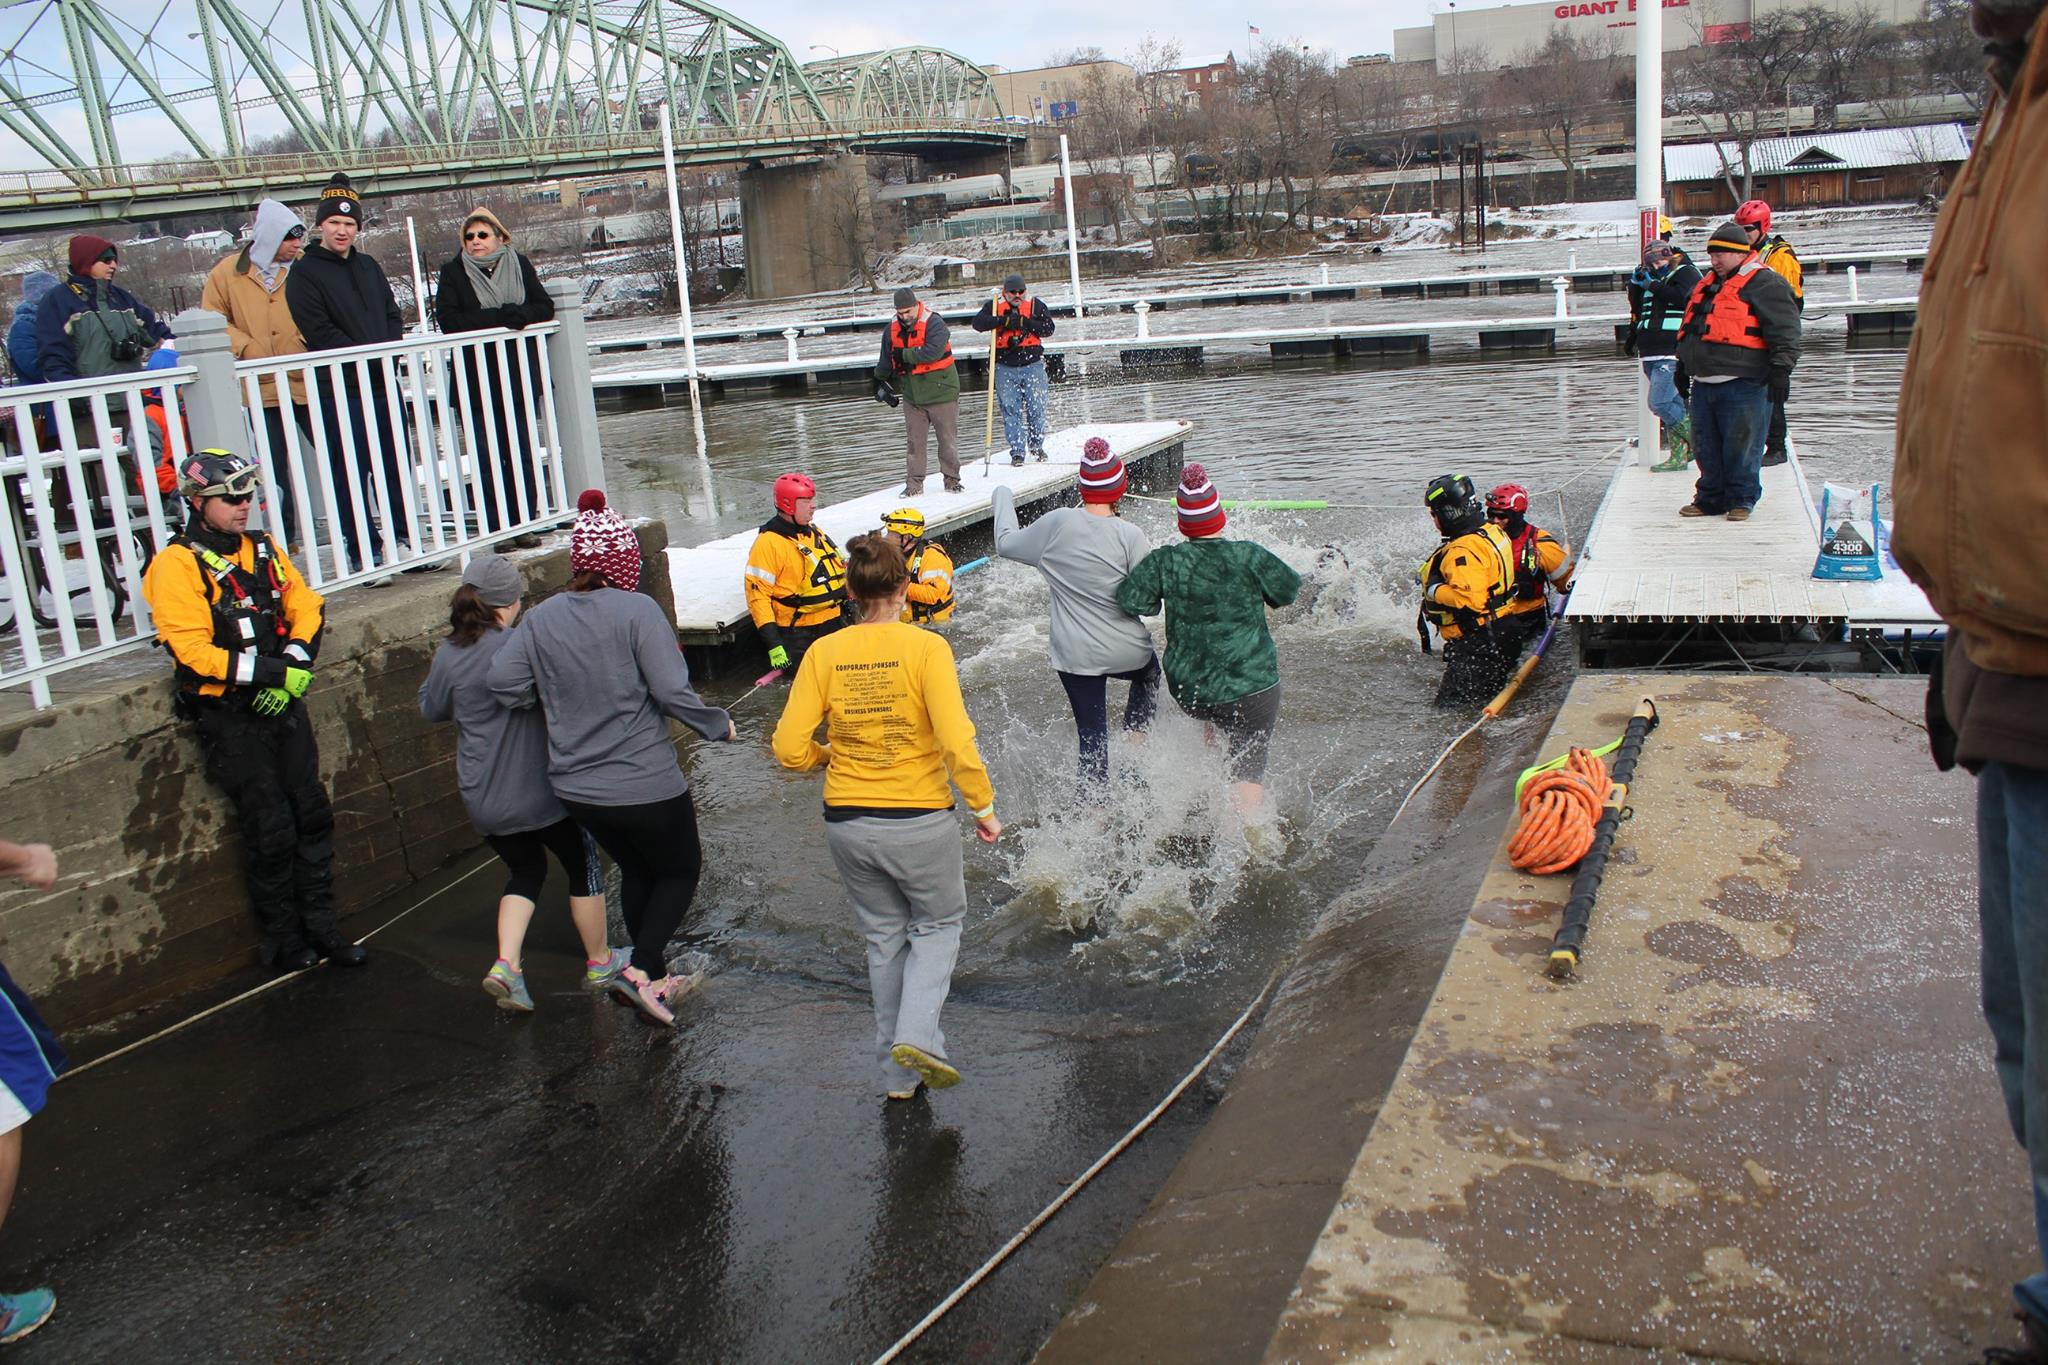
top-left (890, 309), bottom-right (956, 375)
top-left (1680, 258), bottom-right (1771, 352)
top-left (994, 296), bottom-right (1042, 354)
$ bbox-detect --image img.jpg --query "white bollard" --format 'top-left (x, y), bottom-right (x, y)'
top-left (1552, 276), bottom-right (1571, 319)
top-left (1134, 300), bottom-right (1151, 339)
top-left (1320, 264), bottom-right (1330, 286)
top-left (783, 327), bottom-right (800, 362)
top-left (1568, 248), bottom-right (1579, 272)
top-left (1847, 266), bottom-right (1860, 303)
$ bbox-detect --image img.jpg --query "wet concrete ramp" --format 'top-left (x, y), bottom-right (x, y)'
top-left (1267, 673), bottom-right (2029, 1362)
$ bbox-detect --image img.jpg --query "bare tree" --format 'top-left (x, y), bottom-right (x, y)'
top-left (1241, 43), bottom-right (1343, 238)
top-left (1675, 5), bottom-right (1821, 200)
top-left (1075, 63), bottom-right (1146, 243)
top-left (1795, 3), bottom-right (1897, 122)
top-left (1908, 0), bottom-right (1990, 111)
top-left (1046, 46), bottom-right (1107, 67)
top-left (1503, 30), bottom-right (1621, 200)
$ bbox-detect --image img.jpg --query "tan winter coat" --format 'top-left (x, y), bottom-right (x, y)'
top-left (200, 248), bottom-right (307, 407)
top-left (1892, 30), bottom-right (2048, 675)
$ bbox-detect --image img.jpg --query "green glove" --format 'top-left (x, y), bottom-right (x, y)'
top-left (251, 687), bottom-right (290, 717)
top-left (767, 645), bottom-right (791, 671)
top-left (283, 667), bottom-right (313, 699)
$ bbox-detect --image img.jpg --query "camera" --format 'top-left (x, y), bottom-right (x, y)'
top-left (109, 336), bottom-right (146, 364)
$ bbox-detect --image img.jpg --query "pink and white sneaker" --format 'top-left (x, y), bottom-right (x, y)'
top-left (609, 967), bottom-right (675, 1027)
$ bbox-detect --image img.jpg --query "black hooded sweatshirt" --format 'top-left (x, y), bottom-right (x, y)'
top-left (286, 242), bottom-right (404, 351)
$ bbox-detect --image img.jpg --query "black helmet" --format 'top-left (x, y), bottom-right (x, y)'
top-left (1425, 473), bottom-right (1483, 535)
top-left (178, 448), bottom-right (260, 501)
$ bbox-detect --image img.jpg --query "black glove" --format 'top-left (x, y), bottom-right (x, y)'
top-left (1766, 368), bottom-right (1792, 405)
top-left (1674, 363), bottom-right (1692, 401)
top-left (493, 306), bottom-right (525, 330)
top-left (1925, 644), bottom-right (1957, 772)
top-left (1622, 329), bottom-right (1639, 358)
top-left (873, 379), bottom-right (900, 408)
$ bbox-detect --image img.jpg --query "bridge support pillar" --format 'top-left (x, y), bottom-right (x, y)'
top-left (739, 154), bottom-right (869, 300)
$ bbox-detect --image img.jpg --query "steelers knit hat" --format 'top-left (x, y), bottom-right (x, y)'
top-left (315, 172), bottom-right (363, 225)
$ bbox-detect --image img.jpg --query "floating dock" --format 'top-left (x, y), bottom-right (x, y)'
top-left (664, 420), bottom-right (1189, 645)
top-left (1565, 443), bottom-right (1939, 669)
top-left (1262, 671), bottom-right (2025, 1362)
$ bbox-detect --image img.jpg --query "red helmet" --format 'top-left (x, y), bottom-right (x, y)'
top-left (1734, 199), bottom-right (1771, 233)
top-left (773, 472), bottom-right (815, 517)
top-left (1486, 483), bottom-right (1530, 516)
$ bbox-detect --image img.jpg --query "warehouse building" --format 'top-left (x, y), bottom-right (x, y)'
top-left (1394, 0), bottom-right (1924, 72)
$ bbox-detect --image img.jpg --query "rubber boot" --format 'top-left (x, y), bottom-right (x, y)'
top-left (1651, 419), bottom-right (1693, 473)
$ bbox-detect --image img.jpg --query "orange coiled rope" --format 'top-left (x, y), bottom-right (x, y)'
top-left (1508, 747), bottom-right (1613, 876)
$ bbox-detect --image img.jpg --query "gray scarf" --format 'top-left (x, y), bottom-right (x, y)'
top-left (460, 246), bottom-right (525, 312)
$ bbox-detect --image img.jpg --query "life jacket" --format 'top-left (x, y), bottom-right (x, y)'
top-left (776, 524), bottom-right (849, 620)
top-left (993, 297), bottom-right (1043, 355)
top-left (889, 309), bottom-right (955, 376)
top-left (1506, 524), bottom-right (1549, 604)
top-left (1759, 235), bottom-right (1803, 304)
top-left (173, 534), bottom-right (289, 695)
top-left (1680, 258), bottom-right (1772, 352)
top-left (905, 542), bottom-right (955, 623)
top-left (1419, 523), bottom-right (1516, 640)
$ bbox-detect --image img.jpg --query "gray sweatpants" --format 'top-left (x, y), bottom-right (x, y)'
top-left (824, 810), bottom-right (967, 1093)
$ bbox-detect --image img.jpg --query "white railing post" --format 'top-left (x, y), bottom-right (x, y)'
top-left (1134, 299), bottom-right (1151, 339)
top-left (783, 327), bottom-right (800, 362)
top-left (172, 309), bottom-right (248, 457)
top-left (1552, 276), bottom-right (1572, 318)
top-left (543, 279), bottom-right (606, 500)
top-left (1847, 265), bottom-right (1860, 302)
top-left (1568, 248), bottom-right (1579, 272)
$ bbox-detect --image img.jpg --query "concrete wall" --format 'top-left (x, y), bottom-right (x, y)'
top-left (0, 524), bottom-right (672, 1030)
top-left (738, 154), bottom-right (870, 300)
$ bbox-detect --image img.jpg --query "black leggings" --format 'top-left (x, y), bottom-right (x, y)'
top-left (484, 817), bottom-right (599, 903)
top-left (1056, 656), bottom-right (1162, 783)
top-left (560, 792), bottom-right (703, 977)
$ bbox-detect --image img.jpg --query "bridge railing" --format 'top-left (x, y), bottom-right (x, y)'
top-left (0, 279), bottom-right (605, 708)
top-left (0, 119), bottom-right (1025, 206)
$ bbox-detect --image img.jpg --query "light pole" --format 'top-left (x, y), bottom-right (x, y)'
top-left (809, 44), bottom-right (839, 60)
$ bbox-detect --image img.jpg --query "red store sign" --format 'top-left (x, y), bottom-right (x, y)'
top-left (1553, 0), bottom-right (1688, 18)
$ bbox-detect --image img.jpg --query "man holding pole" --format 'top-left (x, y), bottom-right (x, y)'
top-left (875, 288), bottom-right (963, 497)
top-left (970, 273), bottom-right (1055, 465)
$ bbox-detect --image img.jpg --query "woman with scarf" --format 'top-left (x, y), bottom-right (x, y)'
top-left (434, 208), bottom-right (554, 537)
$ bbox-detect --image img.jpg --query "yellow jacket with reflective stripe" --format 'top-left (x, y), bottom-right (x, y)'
top-left (1760, 236), bottom-right (1803, 305)
top-left (1421, 522), bottom-right (1515, 640)
top-left (142, 533), bottom-right (323, 698)
top-left (902, 541), bottom-right (955, 624)
top-left (1500, 526), bottom-right (1574, 618)
top-left (744, 519), bottom-right (847, 630)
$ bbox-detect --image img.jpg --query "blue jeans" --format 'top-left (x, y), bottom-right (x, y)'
top-left (1642, 358), bottom-right (1688, 429)
top-left (1687, 377), bottom-right (1770, 513)
top-left (1978, 761), bottom-right (2048, 1328)
top-left (995, 361), bottom-right (1048, 457)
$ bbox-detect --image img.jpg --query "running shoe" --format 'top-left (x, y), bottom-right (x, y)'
top-left (611, 968), bottom-right (675, 1027)
top-left (482, 959), bottom-right (533, 1012)
top-left (583, 946), bottom-right (631, 990)
top-left (0, 1288), bottom-right (54, 1344)
top-left (886, 1083), bottom-right (924, 1101)
top-left (889, 1043), bottom-right (962, 1090)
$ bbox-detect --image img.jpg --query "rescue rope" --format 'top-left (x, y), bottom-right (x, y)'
top-left (1546, 697), bottom-right (1661, 979)
top-left (57, 857), bottom-right (497, 1084)
top-left (1507, 748), bottom-right (1611, 875)
top-left (869, 968), bottom-right (1282, 1365)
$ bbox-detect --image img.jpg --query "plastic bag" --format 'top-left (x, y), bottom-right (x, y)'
top-left (1813, 482), bottom-right (1884, 582)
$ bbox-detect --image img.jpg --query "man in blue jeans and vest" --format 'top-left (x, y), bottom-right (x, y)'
top-left (1672, 219), bottom-right (1801, 523)
top-left (1893, 0), bottom-right (2048, 1353)
top-left (970, 273), bottom-right (1055, 464)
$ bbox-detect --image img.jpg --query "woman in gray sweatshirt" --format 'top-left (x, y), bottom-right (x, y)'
top-left (990, 437), bottom-right (1159, 783)
top-left (486, 493), bottom-right (733, 1026)
top-left (420, 555), bottom-right (627, 1013)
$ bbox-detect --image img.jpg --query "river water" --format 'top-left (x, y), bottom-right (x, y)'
top-left (562, 213), bottom-right (1918, 1358)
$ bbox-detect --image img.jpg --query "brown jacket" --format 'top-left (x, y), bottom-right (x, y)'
top-left (199, 248), bottom-right (307, 407)
top-left (1892, 31), bottom-right (2048, 675)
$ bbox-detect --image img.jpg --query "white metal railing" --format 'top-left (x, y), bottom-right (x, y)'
top-left (1, 281), bottom-right (602, 709)
top-left (234, 325), bottom-right (568, 591)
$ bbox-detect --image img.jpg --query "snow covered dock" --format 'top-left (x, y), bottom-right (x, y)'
top-left (1566, 441), bottom-right (1940, 669)
top-left (665, 420), bottom-right (1191, 645)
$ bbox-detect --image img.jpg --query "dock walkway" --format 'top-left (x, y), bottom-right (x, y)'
top-left (665, 420), bottom-right (1188, 643)
top-left (1265, 672), bottom-right (2030, 1362)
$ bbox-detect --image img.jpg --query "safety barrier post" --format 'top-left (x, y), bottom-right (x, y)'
top-left (543, 279), bottom-right (606, 498)
top-left (172, 309), bottom-right (247, 455)
top-left (1552, 276), bottom-right (1571, 319)
top-left (1134, 300), bottom-right (1151, 339)
top-left (783, 327), bottom-right (800, 362)
top-left (1847, 265), bottom-right (1860, 303)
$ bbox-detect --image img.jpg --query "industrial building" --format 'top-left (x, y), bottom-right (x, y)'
top-left (1663, 123), bottom-right (1970, 211)
top-left (1393, 0), bottom-right (1924, 72)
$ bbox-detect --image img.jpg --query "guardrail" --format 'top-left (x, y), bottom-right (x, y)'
top-left (1, 278), bottom-right (604, 708)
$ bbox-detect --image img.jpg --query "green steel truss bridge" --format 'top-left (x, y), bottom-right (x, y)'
top-left (0, 0), bottom-right (1015, 227)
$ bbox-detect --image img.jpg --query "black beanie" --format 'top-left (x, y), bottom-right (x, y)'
top-left (315, 173), bottom-right (363, 225)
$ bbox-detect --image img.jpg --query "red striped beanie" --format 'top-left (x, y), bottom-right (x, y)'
top-left (1176, 463), bottom-right (1226, 538)
top-left (1078, 436), bottom-right (1126, 504)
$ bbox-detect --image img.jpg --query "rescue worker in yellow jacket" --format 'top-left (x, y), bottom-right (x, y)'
top-left (140, 449), bottom-right (365, 972)
top-left (745, 472), bottom-right (849, 675)
top-left (1734, 199), bottom-right (1802, 466)
top-left (1486, 483), bottom-right (1574, 654)
top-left (1419, 474), bottom-right (1518, 707)
top-left (881, 506), bottom-right (955, 626)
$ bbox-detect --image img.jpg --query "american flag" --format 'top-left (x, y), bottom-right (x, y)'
top-left (1248, 23), bottom-right (1261, 34)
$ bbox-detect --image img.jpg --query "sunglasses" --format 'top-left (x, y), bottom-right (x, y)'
top-left (217, 492), bottom-right (253, 506)
top-left (464, 229), bottom-right (496, 241)
top-left (96, 250), bottom-right (117, 264)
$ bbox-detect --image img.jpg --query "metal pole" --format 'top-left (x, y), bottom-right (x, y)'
top-left (659, 101), bottom-right (701, 400)
top-left (1058, 134), bottom-right (1088, 374)
top-left (1634, 0), bottom-right (1666, 469)
top-left (405, 216), bottom-right (430, 332)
